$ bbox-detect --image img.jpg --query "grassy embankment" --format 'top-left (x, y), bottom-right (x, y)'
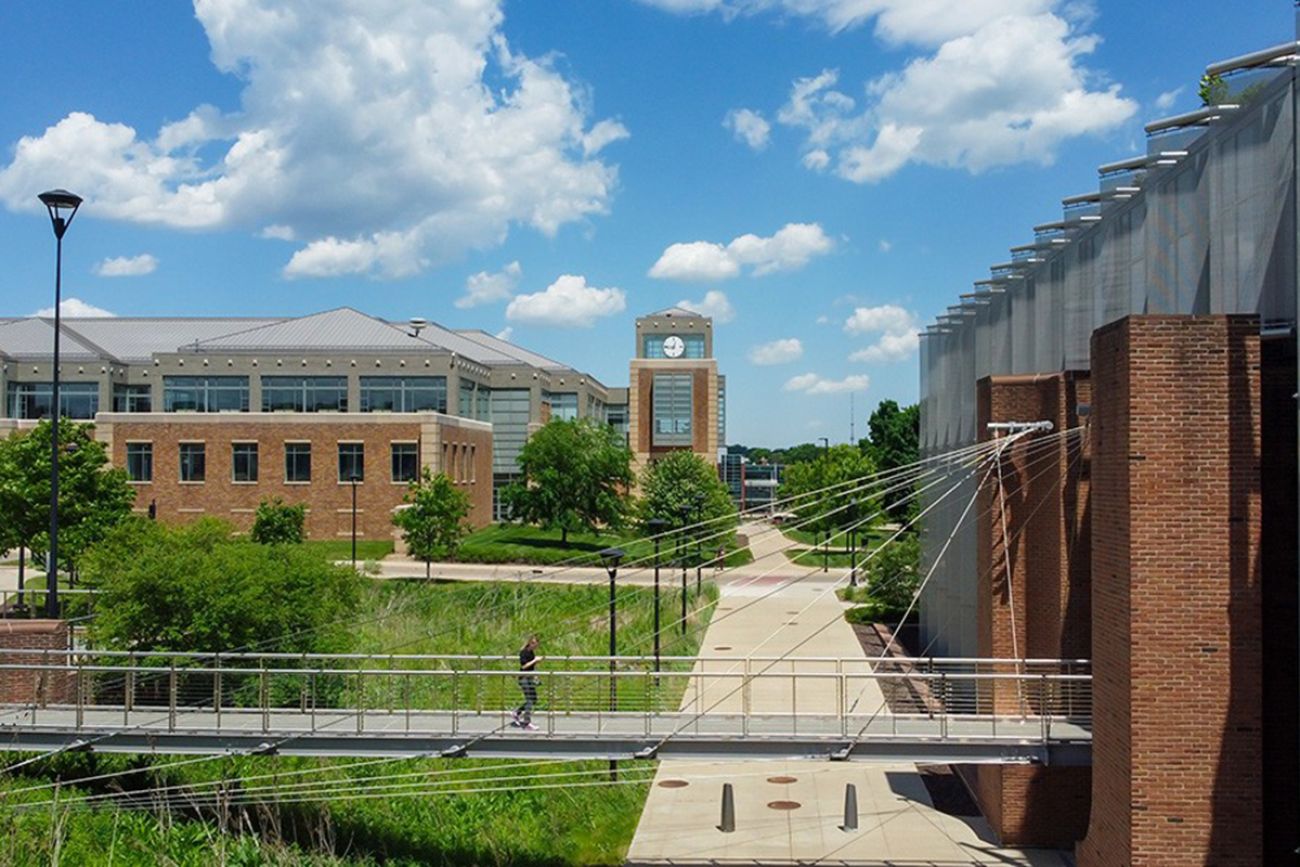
top-left (447, 523), bottom-right (753, 569)
top-left (0, 578), bottom-right (720, 866)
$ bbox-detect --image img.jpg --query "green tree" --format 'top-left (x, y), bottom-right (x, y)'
top-left (83, 517), bottom-right (361, 654)
top-left (637, 451), bottom-right (736, 561)
top-left (0, 420), bottom-right (134, 589)
top-left (393, 469), bottom-right (472, 577)
top-left (250, 496), bottom-right (306, 544)
top-left (865, 530), bottom-right (921, 618)
top-left (858, 400), bottom-right (920, 521)
top-left (503, 418), bottom-right (633, 544)
top-left (779, 444), bottom-right (878, 538)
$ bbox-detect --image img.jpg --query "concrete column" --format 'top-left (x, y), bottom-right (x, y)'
top-left (1078, 315), bottom-right (1262, 867)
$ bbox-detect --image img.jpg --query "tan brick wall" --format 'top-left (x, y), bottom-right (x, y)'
top-left (1078, 315), bottom-right (1263, 867)
top-left (0, 620), bottom-right (73, 706)
top-left (101, 413), bottom-right (493, 539)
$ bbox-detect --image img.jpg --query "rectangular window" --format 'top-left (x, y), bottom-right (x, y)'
top-left (179, 442), bottom-right (206, 483)
top-left (391, 443), bottom-right (419, 483)
top-left (458, 379), bottom-right (486, 419)
top-left (285, 443), bottom-right (312, 483)
top-left (544, 392), bottom-right (578, 421)
top-left (5, 382), bottom-right (99, 419)
top-left (359, 376), bottom-right (446, 413)
top-left (652, 372), bottom-right (693, 446)
top-left (338, 442), bottom-right (364, 482)
top-left (261, 376), bottom-right (347, 413)
top-left (642, 334), bottom-right (706, 359)
top-left (112, 384), bottom-right (152, 413)
top-left (232, 443), bottom-right (259, 482)
top-left (488, 389), bottom-right (530, 475)
top-left (125, 442), bottom-right (153, 482)
top-left (605, 404), bottom-right (629, 436)
top-left (163, 376), bottom-right (249, 413)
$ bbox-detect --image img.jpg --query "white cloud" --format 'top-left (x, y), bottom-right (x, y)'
top-left (0, 1), bottom-right (626, 279)
top-left (651, 2), bottom-right (1135, 183)
top-left (495, 326), bottom-right (514, 341)
top-left (456, 261), bottom-right (522, 309)
top-left (677, 289), bottom-right (736, 323)
top-left (1153, 86), bottom-right (1183, 112)
top-left (815, 314), bottom-right (830, 325)
top-left (877, 239), bottom-right (892, 253)
top-left (260, 224), bottom-right (295, 241)
top-left (33, 298), bottom-right (116, 318)
top-left (724, 108), bottom-right (771, 150)
top-left (748, 337), bottom-right (803, 365)
top-left (783, 372), bottom-right (870, 395)
top-left (843, 303), bottom-right (920, 362)
top-left (506, 274), bottom-right (626, 327)
top-left (649, 222), bottom-right (833, 281)
top-left (94, 254), bottom-right (158, 277)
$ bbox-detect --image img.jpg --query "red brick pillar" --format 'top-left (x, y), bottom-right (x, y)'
top-left (1078, 315), bottom-right (1262, 867)
top-left (968, 373), bottom-right (1092, 846)
top-left (0, 620), bottom-right (73, 706)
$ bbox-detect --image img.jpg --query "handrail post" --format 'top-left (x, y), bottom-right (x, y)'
top-left (939, 672), bottom-right (948, 739)
top-left (356, 669), bottom-right (365, 734)
top-left (214, 669), bottom-right (222, 731)
top-left (451, 671), bottom-right (459, 736)
top-left (75, 661), bottom-right (84, 729)
top-left (168, 661), bottom-right (178, 732)
top-left (125, 652), bottom-right (135, 724)
top-left (260, 659), bottom-right (269, 733)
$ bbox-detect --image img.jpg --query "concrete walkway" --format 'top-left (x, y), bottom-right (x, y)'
top-left (626, 522), bottom-right (1071, 866)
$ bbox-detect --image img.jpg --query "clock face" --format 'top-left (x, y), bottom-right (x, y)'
top-left (662, 336), bottom-right (685, 358)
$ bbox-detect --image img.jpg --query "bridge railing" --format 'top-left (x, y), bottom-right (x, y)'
top-left (0, 649), bottom-right (1090, 744)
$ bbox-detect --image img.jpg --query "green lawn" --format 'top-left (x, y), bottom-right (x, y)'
top-left (0, 578), bottom-right (721, 866)
top-left (454, 522), bottom-right (752, 568)
top-left (300, 539), bottom-right (395, 562)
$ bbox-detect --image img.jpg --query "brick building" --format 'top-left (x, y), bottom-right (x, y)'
top-left (0, 305), bottom-right (727, 537)
top-left (918, 38), bottom-right (1299, 864)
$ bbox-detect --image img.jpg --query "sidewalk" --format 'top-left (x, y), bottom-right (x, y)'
top-left (625, 523), bottom-right (1070, 865)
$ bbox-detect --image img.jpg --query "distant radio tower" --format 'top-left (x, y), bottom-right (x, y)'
top-left (850, 393), bottom-right (855, 444)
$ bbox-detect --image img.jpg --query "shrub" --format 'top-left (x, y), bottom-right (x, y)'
top-left (251, 497), bottom-right (306, 545)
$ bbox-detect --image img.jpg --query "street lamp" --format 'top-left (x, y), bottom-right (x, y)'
top-left (817, 437), bottom-right (830, 574)
top-left (848, 498), bottom-right (860, 588)
top-left (349, 474), bottom-right (360, 570)
top-left (645, 519), bottom-right (670, 674)
top-left (37, 189), bottom-right (82, 621)
top-left (677, 503), bottom-right (691, 636)
top-left (600, 547), bottom-right (625, 712)
top-left (692, 492), bottom-right (706, 594)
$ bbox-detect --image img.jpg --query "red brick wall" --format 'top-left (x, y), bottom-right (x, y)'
top-left (109, 416), bottom-right (493, 539)
top-left (0, 620), bottom-right (73, 706)
top-left (1078, 315), bottom-right (1263, 867)
top-left (970, 373), bottom-right (1092, 846)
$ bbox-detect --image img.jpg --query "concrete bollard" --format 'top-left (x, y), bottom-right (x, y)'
top-left (840, 782), bottom-right (858, 832)
top-left (718, 782), bottom-right (736, 833)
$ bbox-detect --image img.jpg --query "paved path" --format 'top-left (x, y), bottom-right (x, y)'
top-left (626, 522), bottom-right (1071, 866)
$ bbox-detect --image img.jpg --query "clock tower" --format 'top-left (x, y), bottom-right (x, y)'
top-left (628, 307), bottom-right (725, 474)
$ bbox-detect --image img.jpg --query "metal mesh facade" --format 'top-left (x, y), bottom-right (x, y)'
top-left (918, 63), bottom-right (1297, 657)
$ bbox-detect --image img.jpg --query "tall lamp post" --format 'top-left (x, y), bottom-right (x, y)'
top-left (600, 547), bottom-right (624, 783)
top-left (692, 492), bottom-right (706, 593)
top-left (678, 504), bottom-right (691, 636)
top-left (817, 437), bottom-right (830, 573)
top-left (848, 497), bottom-right (860, 587)
top-left (37, 189), bottom-right (82, 621)
top-left (646, 519), bottom-right (669, 674)
top-left (349, 474), bottom-right (360, 570)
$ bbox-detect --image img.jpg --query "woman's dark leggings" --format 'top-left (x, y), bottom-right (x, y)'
top-left (516, 678), bottom-right (538, 723)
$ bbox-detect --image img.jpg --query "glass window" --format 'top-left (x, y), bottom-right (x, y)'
top-left (642, 334), bottom-right (706, 359)
top-left (285, 443), bottom-right (311, 483)
top-left (652, 373), bottom-right (693, 446)
top-left (112, 384), bottom-right (152, 413)
top-left (544, 392), bottom-right (578, 421)
top-left (360, 377), bottom-right (446, 413)
top-left (458, 379), bottom-right (487, 420)
top-left (232, 443), bottom-right (259, 482)
top-left (163, 376), bottom-right (249, 412)
top-left (605, 404), bottom-right (629, 437)
top-left (125, 443), bottom-right (152, 482)
top-left (488, 389), bottom-right (531, 474)
top-left (5, 382), bottom-right (99, 419)
top-left (338, 443), bottom-right (364, 482)
top-left (261, 376), bottom-right (347, 412)
top-left (391, 443), bottom-right (419, 483)
top-left (179, 443), bottom-right (206, 483)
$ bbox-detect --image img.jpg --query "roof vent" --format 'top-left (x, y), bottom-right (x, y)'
top-left (408, 317), bottom-right (428, 338)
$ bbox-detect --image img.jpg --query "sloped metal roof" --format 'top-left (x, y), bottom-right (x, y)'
top-left (190, 308), bottom-right (443, 353)
top-left (643, 306), bottom-right (705, 318)
top-left (0, 318), bottom-right (105, 361)
top-left (66, 317), bottom-right (278, 362)
top-left (453, 329), bottom-right (569, 370)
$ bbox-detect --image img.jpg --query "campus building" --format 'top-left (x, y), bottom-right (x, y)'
top-left (916, 37), bottom-right (1299, 864)
top-left (0, 306), bottom-right (725, 539)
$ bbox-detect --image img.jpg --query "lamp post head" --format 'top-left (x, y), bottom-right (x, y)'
top-left (38, 189), bottom-right (82, 240)
top-left (646, 517), bottom-right (670, 532)
top-left (350, 474), bottom-right (360, 484)
top-left (600, 546), bottom-right (625, 579)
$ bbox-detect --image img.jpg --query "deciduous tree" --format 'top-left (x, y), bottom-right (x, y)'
top-left (393, 469), bottom-right (472, 578)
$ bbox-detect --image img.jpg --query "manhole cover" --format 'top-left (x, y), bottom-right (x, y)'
top-left (658, 779), bottom-right (690, 788)
top-left (767, 800), bottom-right (801, 810)
top-left (785, 621), bottom-right (799, 625)
top-left (766, 775), bottom-right (798, 784)
top-left (713, 645), bottom-right (732, 651)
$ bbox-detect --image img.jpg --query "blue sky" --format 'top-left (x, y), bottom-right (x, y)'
top-left (0, 1), bottom-right (1289, 446)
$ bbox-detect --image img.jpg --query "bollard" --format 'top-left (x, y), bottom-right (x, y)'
top-left (718, 782), bottom-right (736, 833)
top-left (840, 782), bottom-right (858, 831)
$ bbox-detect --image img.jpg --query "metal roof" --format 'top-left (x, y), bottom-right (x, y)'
top-left (454, 329), bottom-right (569, 370)
top-left (189, 308), bottom-right (444, 354)
top-left (66, 317), bottom-right (278, 362)
top-left (0, 318), bottom-right (104, 362)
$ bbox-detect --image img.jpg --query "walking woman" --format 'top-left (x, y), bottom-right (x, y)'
top-left (512, 635), bottom-right (542, 730)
